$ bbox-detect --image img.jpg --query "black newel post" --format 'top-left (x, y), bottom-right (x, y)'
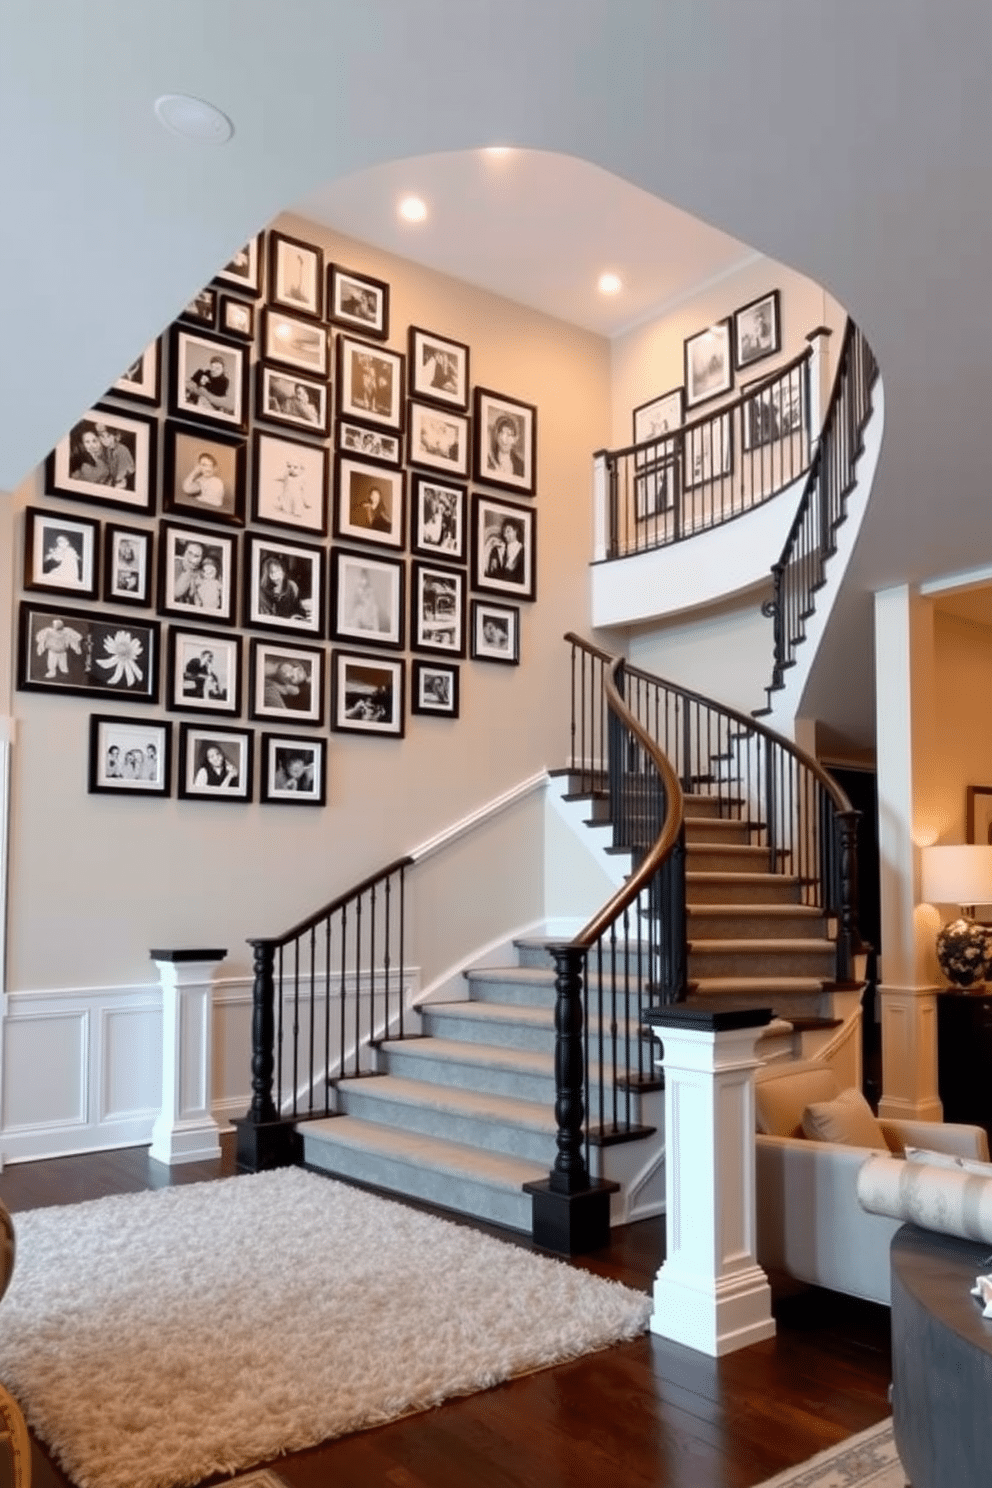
top-left (523, 945), bottom-right (617, 1255)
top-left (762, 564), bottom-right (784, 687)
top-left (834, 809), bottom-right (862, 983)
top-left (234, 938), bottom-right (299, 1171)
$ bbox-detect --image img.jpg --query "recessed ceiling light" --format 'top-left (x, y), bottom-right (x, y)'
top-left (154, 93), bottom-right (234, 144)
top-left (485, 147), bottom-right (512, 157)
top-left (399, 196), bottom-right (427, 223)
top-left (598, 273), bottom-right (622, 295)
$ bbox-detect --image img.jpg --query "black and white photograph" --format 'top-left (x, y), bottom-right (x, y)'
top-left (268, 231), bottom-right (323, 320)
top-left (251, 432), bottom-right (327, 535)
top-left (220, 295), bottom-right (255, 341)
top-left (337, 335), bottom-right (404, 430)
top-left (104, 525), bottom-right (153, 606)
top-left (410, 474), bottom-right (466, 562)
top-left (178, 286), bottom-right (217, 329)
top-left (45, 403), bottom-right (157, 513)
top-left (407, 402), bottom-right (469, 478)
top-left (17, 601), bottom-right (160, 702)
top-left (262, 309), bottom-right (329, 378)
top-left (411, 561), bottom-right (465, 656)
top-left (178, 723), bottom-right (252, 801)
top-left (336, 420), bottom-right (401, 466)
top-left (742, 366), bottom-right (805, 450)
top-left (327, 264), bottom-right (389, 341)
top-left (411, 659), bottom-right (460, 718)
top-left (633, 386), bottom-right (683, 447)
top-left (635, 454), bottom-right (679, 520)
top-left (244, 535), bottom-right (324, 637)
top-left (249, 638), bottom-right (325, 725)
top-left (734, 290), bottom-right (781, 370)
top-left (213, 235), bottom-right (263, 297)
top-left (110, 340), bottom-right (161, 406)
top-left (470, 599), bottom-right (520, 665)
top-left (684, 319), bottom-right (734, 408)
top-left (167, 626), bottom-right (242, 716)
top-left (472, 387), bottom-right (537, 496)
top-left (260, 732), bottom-right (326, 806)
top-left (331, 651), bottom-right (404, 737)
top-left (471, 493), bottom-right (537, 601)
top-left (163, 423), bottom-right (246, 526)
top-left (408, 326), bottom-right (470, 410)
top-left (257, 367), bottom-right (330, 437)
top-left (684, 411), bottom-right (733, 486)
top-left (23, 507), bottom-right (99, 599)
top-left (169, 328), bottom-right (248, 431)
top-left (158, 522), bottom-right (237, 624)
top-left (331, 549), bottom-right (404, 650)
top-left (334, 457), bottom-right (405, 550)
top-left (88, 714), bottom-right (171, 796)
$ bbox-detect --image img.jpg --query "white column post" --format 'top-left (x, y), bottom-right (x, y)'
top-left (149, 947), bottom-right (226, 1165)
top-left (645, 1006), bottom-right (775, 1356)
top-left (805, 324), bottom-right (833, 438)
top-left (592, 450), bottom-right (609, 563)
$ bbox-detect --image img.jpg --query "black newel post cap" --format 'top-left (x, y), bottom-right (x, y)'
top-left (643, 1003), bottom-right (773, 1033)
top-left (149, 948), bottom-right (228, 963)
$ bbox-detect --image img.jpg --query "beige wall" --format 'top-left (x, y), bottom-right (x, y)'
top-left (7, 216), bottom-right (610, 990)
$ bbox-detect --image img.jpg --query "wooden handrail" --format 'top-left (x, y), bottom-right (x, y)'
top-left (250, 855), bottom-right (415, 950)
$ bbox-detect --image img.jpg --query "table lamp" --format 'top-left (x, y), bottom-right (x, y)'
top-left (921, 844), bottom-right (992, 987)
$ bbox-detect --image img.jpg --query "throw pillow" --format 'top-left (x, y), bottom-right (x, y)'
top-left (801, 1086), bottom-right (888, 1149)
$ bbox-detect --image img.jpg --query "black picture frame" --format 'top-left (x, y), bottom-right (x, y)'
top-left (45, 403), bottom-right (157, 513)
top-left (166, 625), bottom-right (243, 716)
top-left (408, 326), bottom-right (470, 410)
top-left (260, 731), bottom-right (327, 806)
top-left (331, 650), bottom-right (405, 737)
top-left (243, 534), bottom-right (325, 638)
top-left (470, 599), bottom-right (520, 665)
top-left (104, 524), bottom-right (154, 607)
top-left (261, 309), bottom-right (329, 379)
top-left (472, 387), bottom-right (537, 496)
top-left (327, 263), bottom-right (389, 341)
top-left (336, 334), bottom-right (404, 431)
top-left (178, 286), bottom-right (217, 330)
top-left (219, 295), bottom-right (256, 342)
top-left (407, 401), bottom-right (470, 478)
top-left (684, 318), bottom-right (734, 408)
top-left (268, 231), bottom-right (323, 320)
top-left (158, 521), bottom-right (238, 626)
top-left (471, 493), bottom-right (537, 602)
top-left (17, 601), bottom-right (160, 702)
top-left (333, 456), bottom-right (405, 551)
top-left (684, 412), bottom-right (733, 487)
top-left (23, 506), bottom-right (99, 600)
top-left (330, 548), bottom-right (405, 650)
top-left (256, 365), bottom-right (330, 438)
top-left (632, 386), bottom-right (683, 446)
top-left (178, 723), bottom-right (253, 802)
top-left (251, 431), bottom-right (328, 536)
top-left (410, 474), bottom-right (466, 562)
top-left (741, 366), bottom-right (805, 450)
top-left (335, 419), bottom-right (402, 467)
top-left (168, 327), bottom-right (249, 432)
top-left (410, 560), bottom-right (466, 658)
top-left (734, 290), bottom-right (781, 370)
top-left (213, 235), bottom-right (263, 297)
top-left (635, 454), bottom-right (680, 520)
top-left (88, 714), bottom-right (171, 797)
top-left (411, 659), bottom-right (460, 718)
top-left (249, 638), bottom-right (326, 726)
top-left (163, 421), bottom-right (246, 527)
top-left (109, 339), bottom-right (161, 406)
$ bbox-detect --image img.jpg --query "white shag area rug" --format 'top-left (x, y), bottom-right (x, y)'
top-left (0, 1167), bottom-right (650, 1488)
top-left (754, 1418), bottom-right (905, 1488)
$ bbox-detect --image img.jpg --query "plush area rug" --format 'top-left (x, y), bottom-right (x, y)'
top-left (754, 1419), bottom-right (905, 1488)
top-left (0, 1167), bottom-right (650, 1488)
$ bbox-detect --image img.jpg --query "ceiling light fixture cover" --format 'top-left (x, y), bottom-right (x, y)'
top-left (399, 196), bottom-right (427, 222)
top-left (598, 273), bottom-right (622, 295)
top-left (154, 94), bottom-right (234, 145)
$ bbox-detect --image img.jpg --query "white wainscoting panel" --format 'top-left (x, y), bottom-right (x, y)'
top-left (3, 1008), bottom-right (87, 1133)
top-left (100, 1004), bottom-right (161, 1123)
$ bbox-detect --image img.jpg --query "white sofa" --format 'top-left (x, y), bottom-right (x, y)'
top-left (754, 1059), bottom-right (989, 1305)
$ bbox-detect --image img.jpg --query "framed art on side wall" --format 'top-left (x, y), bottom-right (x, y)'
top-left (166, 626), bottom-right (242, 716)
top-left (110, 339), bottom-right (161, 406)
top-left (410, 561), bottom-right (465, 657)
top-left (23, 507), bottom-right (99, 599)
top-left (410, 475), bottom-right (466, 562)
top-left (256, 366), bottom-right (330, 438)
top-left (46, 404), bottom-right (157, 513)
top-left (249, 638), bottom-right (325, 725)
top-left (213, 235), bottom-right (263, 297)
top-left (684, 319), bottom-right (733, 408)
top-left (470, 599), bottom-right (519, 665)
top-left (158, 522), bottom-right (238, 625)
top-left (251, 432), bottom-right (327, 536)
top-left (262, 309), bottom-right (329, 379)
top-left (18, 601), bottom-right (160, 702)
top-left (89, 714), bottom-right (171, 796)
top-left (336, 335), bottom-right (404, 430)
top-left (334, 457), bottom-right (405, 550)
top-left (407, 402), bottom-right (469, 478)
top-left (472, 387), bottom-right (536, 496)
top-left (411, 659), bottom-right (459, 717)
top-left (471, 493), bottom-right (536, 601)
top-left (734, 290), bottom-right (781, 370)
top-left (268, 231), bottom-right (323, 320)
top-left (168, 328), bottom-right (248, 432)
top-left (408, 326), bottom-right (470, 410)
top-left (967, 786), bottom-right (992, 845)
top-left (331, 650), bottom-right (405, 737)
top-left (178, 723), bottom-right (253, 801)
top-left (163, 422), bottom-right (246, 527)
top-left (330, 548), bottom-right (405, 650)
top-left (243, 534), bottom-right (324, 638)
top-left (104, 524), bottom-right (153, 606)
top-left (260, 732), bottom-right (327, 806)
top-left (327, 264), bottom-right (390, 341)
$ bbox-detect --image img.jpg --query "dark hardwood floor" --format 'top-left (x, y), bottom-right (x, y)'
top-left (0, 1137), bottom-right (893, 1488)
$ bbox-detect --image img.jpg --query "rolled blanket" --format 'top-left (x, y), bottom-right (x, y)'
top-left (857, 1155), bottom-right (992, 1245)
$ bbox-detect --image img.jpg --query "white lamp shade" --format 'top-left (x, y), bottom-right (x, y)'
top-left (921, 845), bottom-right (992, 907)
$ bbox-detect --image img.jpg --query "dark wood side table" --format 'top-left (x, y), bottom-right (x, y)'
top-left (891, 1224), bottom-right (992, 1487)
top-left (937, 987), bottom-right (992, 1143)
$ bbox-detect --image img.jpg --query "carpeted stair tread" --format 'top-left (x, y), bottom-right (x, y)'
top-left (687, 904), bottom-right (822, 919)
top-left (304, 1114), bottom-right (546, 1188)
top-left (690, 976), bottom-right (827, 994)
top-left (336, 1073), bottom-right (555, 1131)
top-left (687, 937), bottom-right (835, 953)
top-left (465, 965), bottom-right (555, 988)
top-left (428, 997), bottom-right (553, 1028)
top-left (686, 870), bottom-right (801, 885)
top-left (381, 1034), bottom-right (554, 1076)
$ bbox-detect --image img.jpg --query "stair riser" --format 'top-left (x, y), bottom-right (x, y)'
top-left (422, 1007), bottom-right (647, 1058)
top-left (336, 1086), bottom-right (556, 1164)
top-left (465, 974), bottom-right (555, 1006)
top-left (686, 878), bottom-right (801, 905)
top-left (687, 847), bottom-right (775, 872)
top-left (686, 911), bottom-right (826, 939)
top-left (690, 989), bottom-right (834, 1020)
top-left (684, 821), bottom-right (753, 845)
top-left (689, 949), bottom-right (835, 978)
top-left (381, 1046), bottom-right (642, 1119)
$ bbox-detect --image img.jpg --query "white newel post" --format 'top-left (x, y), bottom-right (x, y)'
top-left (806, 324), bottom-right (832, 437)
top-left (592, 450), bottom-right (609, 563)
top-left (149, 948), bottom-right (226, 1165)
top-left (645, 1005), bottom-right (775, 1357)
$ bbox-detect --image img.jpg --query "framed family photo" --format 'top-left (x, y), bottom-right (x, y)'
top-left (219, 295), bottom-right (255, 341)
top-left (470, 599), bottom-right (519, 665)
top-left (635, 454), bottom-right (679, 520)
top-left (411, 659), bottom-right (459, 718)
top-left (735, 290), bottom-right (781, 370)
top-left (337, 335), bottom-right (404, 430)
top-left (163, 422), bottom-right (246, 527)
top-left (633, 386), bottom-right (683, 447)
top-left (471, 493), bottom-right (536, 601)
top-left (334, 457), bottom-right (405, 550)
top-left (251, 432), bottom-right (327, 536)
top-left (336, 419), bottom-right (401, 466)
top-left (684, 319), bottom-right (733, 408)
top-left (178, 287), bottom-right (217, 330)
top-left (330, 549), bottom-right (405, 650)
top-left (331, 650), bottom-right (404, 737)
top-left (410, 561), bottom-right (465, 657)
top-left (742, 366), bottom-right (805, 450)
top-left (17, 601), bottom-right (160, 702)
top-left (407, 402), bottom-right (470, 478)
top-left (214, 235), bottom-right (263, 297)
top-left (684, 412), bottom-right (733, 487)
top-left (473, 388), bottom-right (536, 496)
top-left (88, 714), bottom-right (171, 797)
top-left (110, 340), bottom-right (161, 406)
top-left (158, 522), bottom-right (237, 625)
top-left (169, 328), bottom-right (248, 432)
top-left (262, 309), bottom-right (329, 379)
top-left (178, 723), bottom-right (252, 802)
top-left (268, 231), bottom-right (323, 320)
top-left (46, 404), bottom-right (157, 513)
top-left (260, 732), bottom-right (327, 807)
top-left (104, 524), bottom-right (153, 606)
top-left (249, 638), bottom-right (325, 726)
top-left (327, 264), bottom-right (390, 341)
top-left (23, 507), bottom-right (99, 599)
top-left (243, 534), bottom-right (324, 637)
top-left (408, 326), bottom-right (469, 409)
top-left (256, 366), bottom-right (330, 438)
top-left (410, 475), bottom-right (466, 562)
top-left (967, 785), bottom-right (992, 846)
top-left (166, 626), bottom-right (242, 716)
